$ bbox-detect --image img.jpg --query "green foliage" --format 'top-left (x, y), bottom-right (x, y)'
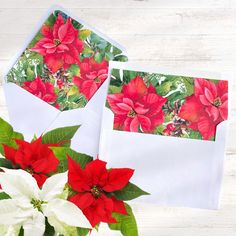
top-left (109, 204), bottom-right (138, 236)
top-left (44, 218), bottom-right (55, 236)
top-left (0, 192), bottom-right (11, 200)
top-left (42, 125), bottom-right (80, 147)
top-left (51, 147), bottom-right (93, 172)
top-left (0, 118), bottom-right (24, 155)
top-left (0, 158), bottom-right (14, 169)
top-left (76, 227), bottom-right (90, 236)
top-left (114, 182), bottom-right (149, 201)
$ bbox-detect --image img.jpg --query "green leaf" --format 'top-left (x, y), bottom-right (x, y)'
top-left (0, 192), bottom-right (11, 200)
top-left (105, 52), bottom-right (114, 61)
top-left (109, 203), bottom-right (138, 236)
top-left (0, 158), bottom-right (13, 169)
top-left (51, 147), bottom-right (93, 172)
top-left (76, 227), bottom-right (90, 236)
top-left (0, 118), bottom-right (24, 155)
top-left (114, 182), bottom-right (149, 201)
top-left (155, 124), bottom-right (165, 135)
top-left (79, 29), bottom-right (91, 40)
top-left (68, 64), bottom-right (80, 77)
top-left (44, 218), bottom-right (55, 236)
top-left (94, 52), bottom-right (103, 63)
top-left (18, 227), bottom-right (24, 236)
top-left (108, 85), bottom-right (122, 94)
top-left (42, 125), bottom-right (80, 147)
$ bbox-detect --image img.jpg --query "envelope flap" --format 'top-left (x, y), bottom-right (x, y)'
top-left (4, 83), bottom-right (60, 141)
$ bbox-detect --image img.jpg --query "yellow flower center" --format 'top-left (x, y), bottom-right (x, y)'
top-left (54, 39), bottom-right (61, 46)
top-left (213, 97), bottom-right (222, 107)
top-left (91, 186), bottom-right (102, 198)
top-left (127, 109), bottom-right (137, 118)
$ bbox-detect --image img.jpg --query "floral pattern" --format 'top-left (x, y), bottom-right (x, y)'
top-left (106, 69), bottom-right (228, 141)
top-left (6, 10), bottom-right (127, 111)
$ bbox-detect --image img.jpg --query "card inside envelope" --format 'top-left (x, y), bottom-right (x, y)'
top-left (3, 7), bottom-right (128, 157)
top-left (99, 62), bottom-right (229, 209)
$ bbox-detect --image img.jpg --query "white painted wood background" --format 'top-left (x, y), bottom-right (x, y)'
top-left (0, 0), bottom-right (236, 235)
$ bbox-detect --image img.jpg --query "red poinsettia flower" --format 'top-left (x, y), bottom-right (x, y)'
top-left (23, 76), bottom-right (58, 104)
top-left (3, 137), bottom-right (59, 187)
top-left (68, 157), bottom-right (134, 227)
top-left (73, 57), bottom-right (108, 100)
top-left (31, 14), bottom-right (84, 73)
top-left (179, 78), bottom-right (228, 140)
top-left (107, 76), bottom-right (167, 133)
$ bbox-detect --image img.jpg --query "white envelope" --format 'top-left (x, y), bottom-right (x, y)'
top-left (99, 62), bottom-right (231, 209)
top-left (3, 6), bottom-right (127, 157)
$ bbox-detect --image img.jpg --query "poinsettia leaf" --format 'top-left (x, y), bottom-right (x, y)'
top-left (0, 192), bottom-right (11, 200)
top-left (18, 227), bottom-right (24, 236)
top-left (0, 118), bottom-right (24, 155)
top-left (113, 182), bottom-right (149, 201)
top-left (0, 158), bottom-right (14, 169)
top-left (42, 125), bottom-right (80, 147)
top-left (76, 227), bottom-right (90, 236)
top-left (51, 147), bottom-right (93, 172)
top-left (109, 203), bottom-right (138, 236)
top-left (44, 218), bottom-right (55, 236)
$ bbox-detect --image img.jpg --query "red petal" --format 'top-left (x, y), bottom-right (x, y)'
top-left (80, 80), bottom-right (98, 100)
top-left (41, 25), bottom-right (53, 39)
top-left (69, 193), bottom-right (95, 210)
top-left (59, 18), bottom-right (76, 44)
top-left (3, 145), bottom-right (17, 165)
top-left (219, 101), bottom-right (228, 120)
top-left (114, 115), bottom-right (126, 130)
top-left (137, 115), bottom-right (152, 132)
top-left (122, 76), bottom-right (148, 101)
top-left (178, 96), bottom-right (204, 123)
top-left (32, 173), bottom-right (48, 187)
top-left (53, 14), bottom-right (65, 39)
top-left (107, 94), bottom-right (127, 115)
top-left (198, 116), bottom-right (216, 140)
top-left (103, 168), bottom-right (134, 192)
top-left (130, 116), bottom-right (139, 132)
top-left (111, 197), bottom-right (128, 215)
top-left (44, 54), bottom-right (64, 73)
top-left (85, 159), bottom-right (108, 187)
top-left (68, 157), bottom-right (91, 192)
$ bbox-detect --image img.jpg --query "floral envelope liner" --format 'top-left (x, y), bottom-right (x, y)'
top-left (106, 69), bottom-right (228, 141)
top-left (6, 10), bottom-right (127, 111)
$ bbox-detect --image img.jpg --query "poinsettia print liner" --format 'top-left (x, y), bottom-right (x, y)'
top-left (106, 69), bottom-right (228, 141)
top-left (6, 10), bottom-right (127, 111)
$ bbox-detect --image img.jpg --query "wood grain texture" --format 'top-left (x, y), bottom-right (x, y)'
top-left (0, 1), bottom-right (235, 235)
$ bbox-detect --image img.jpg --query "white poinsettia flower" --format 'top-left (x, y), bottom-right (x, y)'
top-left (0, 168), bottom-right (91, 236)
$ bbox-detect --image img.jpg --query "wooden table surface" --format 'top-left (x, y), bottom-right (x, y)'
top-left (0, 1), bottom-right (235, 235)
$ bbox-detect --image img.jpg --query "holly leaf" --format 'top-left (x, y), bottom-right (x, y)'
top-left (42, 125), bottom-right (80, 147)
top-left (51, 147), bottom-right (93, 172)
top-left (109, 203), bottom-right (138, 236)
top-left (114, 182), bottom-right (149, 201)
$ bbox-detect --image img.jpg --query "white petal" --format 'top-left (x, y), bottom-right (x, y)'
top-left (0, 199), bottom-right (27, 225)
top-left (23, 210), bottom-right (45, 236)
top-left (43, 199), bottom-right (91, 229)
top-left (0, 168), bottom-right (40, 201)
top-left (40, 172), bottom-right (68, 201)
top-left (0, 225), bottom-right (22, 236)
top-left (46, 216), bottom-right (78, 236)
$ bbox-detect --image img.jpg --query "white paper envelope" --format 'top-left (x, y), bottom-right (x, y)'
top-left (99, 62), bottom-right (231, 209)
top-left (3, 6), bottom-right (128, 157)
